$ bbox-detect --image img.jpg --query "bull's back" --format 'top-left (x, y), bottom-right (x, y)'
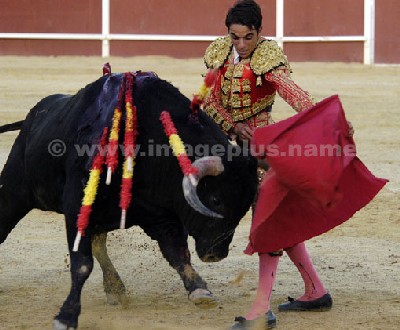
top-left (24, 93), bottom-right (73, 160)
top-left (21, 76), bottom-right (120, 211)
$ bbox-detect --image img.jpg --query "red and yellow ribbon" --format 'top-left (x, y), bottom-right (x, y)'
top-left (119, 73), bottom-right (137, 229)
top-left (106, 76), bottom-right (126, 184)
top-left (74, 71), bottom-right (139, 251)
top-left (74, 72), bottom-right (195, 251)
top-left (160, 111), bottom-right (198, 177)
top-left (73, 127), bottom-right (109, 252)
top-left (106, 108), bottom-right (122, 184)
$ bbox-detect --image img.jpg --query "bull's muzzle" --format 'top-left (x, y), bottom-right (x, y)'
top-left (182, 156), bottom-right (224, 218)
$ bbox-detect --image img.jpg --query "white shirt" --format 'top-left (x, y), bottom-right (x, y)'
top-left (233, 47), bottom-right (241, 64)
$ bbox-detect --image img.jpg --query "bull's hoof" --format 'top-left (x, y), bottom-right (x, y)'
top-left (189, 289), bottom-right (219, 309)
top-left (53, 319), bottom-right (77, 330)
top-left (106, 292), bottom-right (119, 305)
top-left (106, 292), bottom-right (130, 307)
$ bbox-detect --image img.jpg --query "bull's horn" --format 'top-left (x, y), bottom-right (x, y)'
top-left (182, 156), bottom-right (224, 218)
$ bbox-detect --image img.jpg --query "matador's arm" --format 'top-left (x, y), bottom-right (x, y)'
top-left (265, 67), bottom-right (315, 112)
top-left (266, 67), bottom-right (355, 137)
top-left (201, 70), bottom-right (236, 133)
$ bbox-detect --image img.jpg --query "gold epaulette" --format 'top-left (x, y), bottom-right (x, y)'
top-left (204, 37), bottom-right (290, 74)
top-left (204, 36), bottom-right (232, 69)
top-left (250, 39), bottom-right (290, 75)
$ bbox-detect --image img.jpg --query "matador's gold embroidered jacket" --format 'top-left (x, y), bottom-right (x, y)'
top-left (202, 36), bottom-right (314, 133)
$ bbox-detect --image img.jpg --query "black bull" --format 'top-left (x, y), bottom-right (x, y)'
top-left (0, 71), bottom-right (258, 329)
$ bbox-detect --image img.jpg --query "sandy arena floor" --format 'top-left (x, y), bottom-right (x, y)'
top-left (0, 56), bottom-right (399, 329)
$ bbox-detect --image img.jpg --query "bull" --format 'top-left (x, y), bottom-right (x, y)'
top-left (0, 70), bottom-right (258, 329)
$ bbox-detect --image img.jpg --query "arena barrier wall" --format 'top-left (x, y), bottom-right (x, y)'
top-left (0, 0), bottom-right (398, 64)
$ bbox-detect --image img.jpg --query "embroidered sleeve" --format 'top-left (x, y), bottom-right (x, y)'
top-left (202, 71), bottom-right (235, 133)
top-left (265, 67), bottom-right (314, 112)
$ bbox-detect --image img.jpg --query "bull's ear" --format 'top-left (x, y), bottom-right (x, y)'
top-left (182, 156), bottom-right (224, 218)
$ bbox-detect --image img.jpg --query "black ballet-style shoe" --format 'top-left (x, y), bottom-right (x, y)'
top-left (278, 293), bottom-right (333, 312)
top-left (230, 310), bottom-right (277, 329)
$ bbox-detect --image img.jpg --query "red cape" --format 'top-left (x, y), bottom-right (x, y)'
top-left (245, 95), bottom-right (388, 254)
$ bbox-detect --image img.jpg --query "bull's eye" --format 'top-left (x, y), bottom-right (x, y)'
top-left (211, 196), bottom-right (221, 207)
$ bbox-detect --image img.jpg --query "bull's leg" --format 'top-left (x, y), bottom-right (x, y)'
top-left (91, 232), bottom-right (129, 306)
top-left (0, 185), bottom-right (32, 244)
top-left (53, 211), bottom-right (93, 330)
top-left (148, 227), bottom-right (218, 309)
top-left (0, 141), bottom-right (34, 244)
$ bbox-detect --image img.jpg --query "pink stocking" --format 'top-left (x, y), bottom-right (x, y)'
top-left (245, 253), bottom-right (279, 320)
top-left (285, 241), bottom-right (328, 301)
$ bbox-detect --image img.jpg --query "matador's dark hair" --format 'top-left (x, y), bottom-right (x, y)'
top-left (225, 0), bottom-right (262, 31)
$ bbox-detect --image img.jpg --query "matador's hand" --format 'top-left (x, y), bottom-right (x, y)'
top-left (234, 123), bottom-right (254, 141)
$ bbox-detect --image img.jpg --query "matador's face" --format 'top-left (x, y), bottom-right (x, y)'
top-left (228, 24), bottom-right (261, 60)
